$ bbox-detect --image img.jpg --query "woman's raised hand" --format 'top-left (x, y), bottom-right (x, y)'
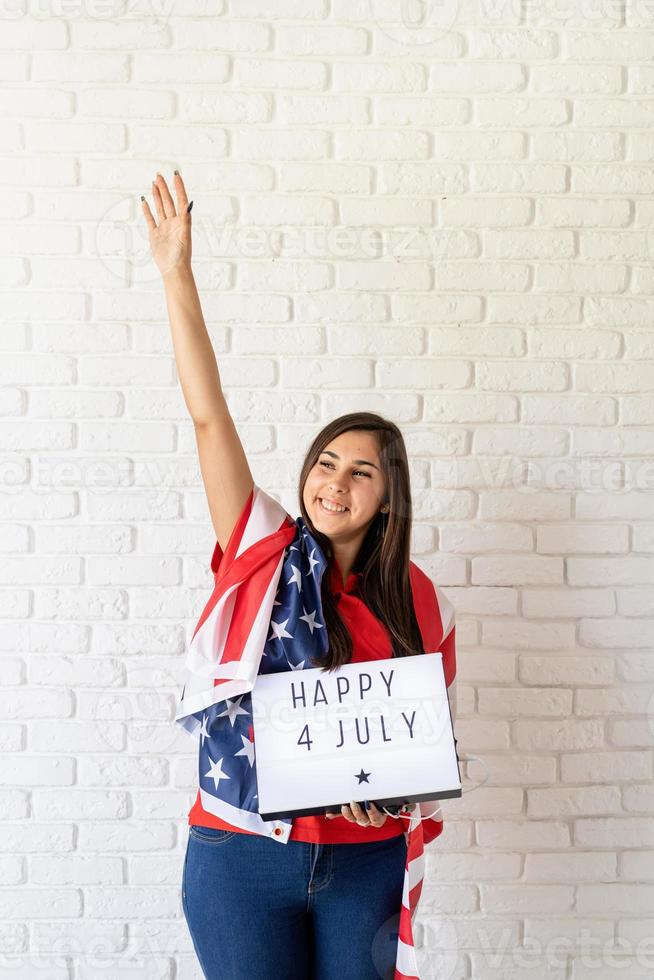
top-left (141, 171), bottom-right (193, 279)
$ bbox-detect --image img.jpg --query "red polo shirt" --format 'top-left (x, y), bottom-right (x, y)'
top-left (187, 552), bottom-right (406, 843)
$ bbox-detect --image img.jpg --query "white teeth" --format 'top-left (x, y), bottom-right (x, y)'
top-left (319, 498), bottom-right (347, 513)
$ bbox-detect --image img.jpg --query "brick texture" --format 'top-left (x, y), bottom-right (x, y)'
top-left (2, 5), bottom-right (653, 978)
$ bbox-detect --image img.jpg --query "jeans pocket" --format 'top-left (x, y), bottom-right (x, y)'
top-left (189, 824), bottom-right (237, 844)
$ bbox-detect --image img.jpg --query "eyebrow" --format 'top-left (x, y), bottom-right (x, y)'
top-left (320, 450), bottom-right (379, 471)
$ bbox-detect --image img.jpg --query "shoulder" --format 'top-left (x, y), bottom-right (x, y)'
top-left (408, 559), bottom-right (437, 603)
top-left (209, 484), bottom-right (298, 578)
top-left (409, 559), bottom-right (455, 640)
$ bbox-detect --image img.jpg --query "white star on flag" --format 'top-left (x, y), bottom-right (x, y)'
top-left (268, 617), bottom-right (294, 642)
top-left (216, 696), bottom-right (250, 727)
top-left (234, 733), bottom-right (255, 767)
top-left (203, 755), bottom-right (230, 791)
top-left (287, 565), bottom-right (302, 592)
top-left (306, 547), bottom-right (320, 576)
top-left (299, 606), bottom-right (324, 635)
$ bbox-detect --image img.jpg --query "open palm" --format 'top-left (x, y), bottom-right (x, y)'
top-left (142, 172), bottom-right (192, 279)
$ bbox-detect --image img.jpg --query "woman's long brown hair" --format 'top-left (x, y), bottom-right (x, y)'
top-left (297, 412), bottom-right (425, 671)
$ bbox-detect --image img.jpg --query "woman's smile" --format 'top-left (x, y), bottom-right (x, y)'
top-left (317, 497), bottom-right (349, 515)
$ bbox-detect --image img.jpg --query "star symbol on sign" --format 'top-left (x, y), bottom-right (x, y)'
top-left (299, 606), bottom-right (324, 635)
top-left (234, 733), bottom-right (255, 768)
top-left (203, 755), bottom-right (230, 791)
top-left (198, 713), bottom-right (210, 745)
top-left (216, 696), bottom-right (250, 727)
top-left (268, 617), bottom-right (294, 642)
top-left (355, 769), bottom-right (371, 785)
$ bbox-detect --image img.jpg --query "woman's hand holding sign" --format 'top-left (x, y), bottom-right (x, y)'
top-left (325, 800), bottom-right (418, 827)
top-left (325, 801), bottom-right (387, 827)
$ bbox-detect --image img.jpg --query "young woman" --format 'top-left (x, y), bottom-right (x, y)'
top-left (142, 173), bottom-right (457, 980)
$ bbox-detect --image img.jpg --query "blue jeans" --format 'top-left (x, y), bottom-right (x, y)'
top-left (182, 824), bottom-right (408, 980)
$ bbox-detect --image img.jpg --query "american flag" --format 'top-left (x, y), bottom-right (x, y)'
top-left (175, 484), bottom-right (457, 980)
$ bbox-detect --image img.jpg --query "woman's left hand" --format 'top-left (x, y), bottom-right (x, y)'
top-left (326, 801), bottom-right (387, 828)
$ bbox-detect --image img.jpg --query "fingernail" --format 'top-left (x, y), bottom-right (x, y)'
top-left (363, 800), bottom-right (371, 811)
top-left (187, 200), bottom-right (193, 213)
top-left (174, 169), bottom-right (180, 175)
top-left (140, 195), bottom-right (145, 202)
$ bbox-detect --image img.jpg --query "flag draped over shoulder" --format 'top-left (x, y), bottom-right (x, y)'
top-left (175, 485), bottom-right (297, 731)
top-left (175, 484), bottom-right (457, 980)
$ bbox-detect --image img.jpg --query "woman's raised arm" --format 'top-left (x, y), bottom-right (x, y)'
top-left (143, 172), bottom-right (254, 552)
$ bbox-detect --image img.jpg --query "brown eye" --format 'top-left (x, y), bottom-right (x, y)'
top-left (319, 461), bottom-right (369, 477)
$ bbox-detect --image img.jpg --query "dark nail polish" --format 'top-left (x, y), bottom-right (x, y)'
top-left (140, 195), bottom-right (145, 201)
top-left (363, 800), bottom-right (371, 810)
top-left (174, 169), bottom-right (179, 175)
top-left (187, 200), bottom-right (193, 213)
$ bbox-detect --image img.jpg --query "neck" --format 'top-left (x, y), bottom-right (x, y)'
top-left (324, 523), bottom-right (374, 588)
top-left (332, 547), bottom-right (356, 587)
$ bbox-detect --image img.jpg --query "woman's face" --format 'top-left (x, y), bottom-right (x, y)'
top-left (302, 430), bottom-right (387, 541)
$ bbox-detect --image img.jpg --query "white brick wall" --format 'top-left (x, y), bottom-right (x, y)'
top-left (2, 3), bottom-right (653, 978)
